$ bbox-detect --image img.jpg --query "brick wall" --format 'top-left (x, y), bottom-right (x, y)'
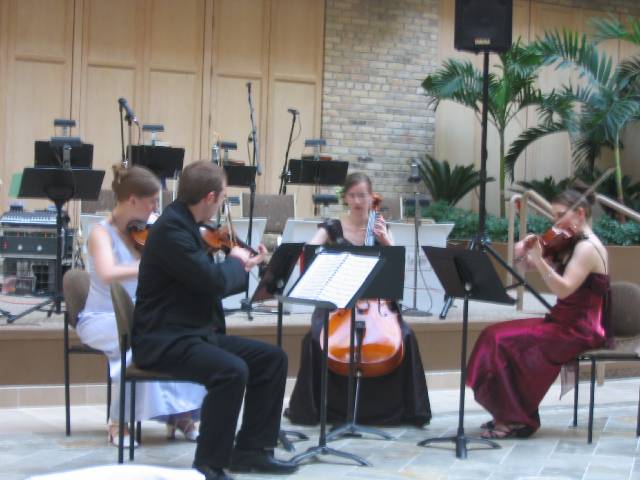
top-left (322, 0), bottom-right (439, 205)
top-left (321, 0), bottom-right (640, 212)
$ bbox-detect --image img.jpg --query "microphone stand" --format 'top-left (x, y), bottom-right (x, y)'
top-left (241, 83), bottom-right (259, 320)
top-left (403, 164), bottom-right (431, 316)
top-left (119, 105), bottom-right (135, 167)
top-left (279, 112), bottom-right (297, 195)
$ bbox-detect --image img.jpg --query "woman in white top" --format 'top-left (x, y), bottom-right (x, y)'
top-left (77, 165), bottom-right (205, 447)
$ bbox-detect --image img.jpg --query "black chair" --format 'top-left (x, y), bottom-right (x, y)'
top-left (110, 281), bottom-right (183, 463)
top-left (572, 281), bottom-right (640, 443)
top-left (63, 269), bottom-right (112, 436)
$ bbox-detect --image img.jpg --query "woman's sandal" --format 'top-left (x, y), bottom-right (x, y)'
top-left (107, 422), bottom-right (139, 448)
top-left (166, 415), bottom-right (199, 442)
top-left (480, 420), bottom-right (495, 430)
top-left (481, 424), bottom-right (534, 439)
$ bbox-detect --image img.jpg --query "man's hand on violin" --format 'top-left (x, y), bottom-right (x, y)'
top-left (229, 244), bottom-right (268, 272)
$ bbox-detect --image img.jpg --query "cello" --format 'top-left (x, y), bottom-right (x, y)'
top-left (320, 194), bottom-right (404, 377)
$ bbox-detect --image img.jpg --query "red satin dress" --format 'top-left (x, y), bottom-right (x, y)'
top-left (466, 272), bottom-right (611, 432)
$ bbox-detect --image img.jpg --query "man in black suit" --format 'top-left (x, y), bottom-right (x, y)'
top-left (132, 161), bottom-right (297, 480)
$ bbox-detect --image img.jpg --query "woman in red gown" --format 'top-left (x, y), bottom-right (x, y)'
top-left (466, 189), bottom-right (612, 438)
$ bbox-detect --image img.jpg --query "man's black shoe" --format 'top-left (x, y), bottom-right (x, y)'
top-left (193, 464), bottom-right (234, 480)
top-left (229, 448), bottom-right (298, 474)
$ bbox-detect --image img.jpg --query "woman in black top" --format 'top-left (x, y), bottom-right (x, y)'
top-left (286, 172), bottom-right (432, 427)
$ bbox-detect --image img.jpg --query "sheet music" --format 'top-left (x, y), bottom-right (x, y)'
top-left (288, 252), bottom-right (379, 308)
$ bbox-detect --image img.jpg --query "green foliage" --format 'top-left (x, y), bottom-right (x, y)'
top-left (420, 200), bottom-right (639, 245)
top-left (517, 176), bottom-right (572, 201)
top-left (505, 25), bottom-right (640, 206)
top-left (417, 154), bottom-right (492, 206)
top-left (574, 167), bottom-right (640, 214)
top-left (422, 39), bottom-right (545, 216)
top-left (593, 215), bottom-right (640, 245)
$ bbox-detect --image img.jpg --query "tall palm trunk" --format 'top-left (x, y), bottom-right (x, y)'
top-left (614, 133), bottom-right (625, 222)
top-left (499, 132), bottom-right (506, 217)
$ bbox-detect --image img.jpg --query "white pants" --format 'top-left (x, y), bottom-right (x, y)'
top-left (76, 312), bottom-right (205, 422)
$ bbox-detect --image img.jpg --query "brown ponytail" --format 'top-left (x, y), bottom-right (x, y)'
top-left (111, 165), bottom-right (161, 202)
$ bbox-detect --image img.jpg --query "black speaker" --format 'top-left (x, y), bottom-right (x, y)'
top-left (454, 0), bottom-right (513, 53)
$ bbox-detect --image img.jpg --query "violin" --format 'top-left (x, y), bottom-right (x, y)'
top-left (199, 223), bottom-right (258, 255)
top-left (518, 168), bottom-right (614, 267)
top-left (126, 213), bottom-right (158, 251)
top-left (200, 198), bottom-right (258, 255)
top-left (319, 193), bottom-right (405, 378)
top-left (522, 225), bottom-right (578, 267)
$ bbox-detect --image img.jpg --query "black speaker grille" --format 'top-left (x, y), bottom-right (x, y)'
top-left (455, 0), bottom-right (513, 53)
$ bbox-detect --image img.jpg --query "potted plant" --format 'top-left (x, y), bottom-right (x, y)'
top-left (422, 40), bottom-right (544, 217)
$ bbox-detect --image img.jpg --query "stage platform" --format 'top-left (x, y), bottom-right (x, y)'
top-left (1, 291), bottom-right (639, 409)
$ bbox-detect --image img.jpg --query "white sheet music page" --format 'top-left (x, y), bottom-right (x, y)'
top-left (287, 251), bottom-right (379, 308)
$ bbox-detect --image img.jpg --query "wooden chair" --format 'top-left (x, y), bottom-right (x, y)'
top-left (110, 281), bottom-right (181, 463)
top-left (572, 281), bottom-right (640, 443)
top-left (62, 269), bottom-right (111, 436)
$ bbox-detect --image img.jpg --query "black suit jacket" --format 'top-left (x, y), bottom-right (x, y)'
top-left (132, 200), bottom-right (246, 367)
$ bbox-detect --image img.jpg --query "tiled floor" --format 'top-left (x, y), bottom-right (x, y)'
top-left (4, 378), bottom-right (640, 480)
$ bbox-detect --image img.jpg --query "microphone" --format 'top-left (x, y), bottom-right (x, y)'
top-left (408, 161), bottom-right (421, 183)
top-left (287, 108), bottom-right (299, 115)
top-left (118, 97), bottom-right (138, 124)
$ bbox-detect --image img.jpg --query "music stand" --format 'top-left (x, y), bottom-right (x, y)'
top-left (35, 140), bottom-right (93, 169)
top-left (303, 245), bottom-right (404, 442)
top-left (130, 145), bottom-right (184, 209)
top-left (223, 165), bottom-right (258, 319)
top-left (417, 246), bottom-right (514, 458)
top-left (250, 242), bottom-right (309, 451)
top-left (279, 250), bottom-right (383, 467)
top-left (4, 167), bottom-right (104, 323)
top-left (287, 159), bottom-right (348, 216)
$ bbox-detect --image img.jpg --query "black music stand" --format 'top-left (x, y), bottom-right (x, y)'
top-left (34, 140), bottom-right (94, 169)
top-left (223, 165), bottom-right (258, 319)
top-left (417, 246), bottom-right (514, 459)
top-left (3, 167), bottom-right (104, 323)
top-left (279, 250), bottom-right (383, 467)
top-left (287, 159), bottom-right (348, 216)
top-left (130, 145), bottom-right (184, 178)
top-left (303, 245), bottom-right (404, 443)
top-left (250, 242), bottom-right (309, 451)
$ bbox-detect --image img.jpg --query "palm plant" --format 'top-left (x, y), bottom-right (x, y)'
top-left (417, 154), bottom-right (493, 207)
top-left (422, 40), bottom-right (544, 216)
top-left (504, 26), bottom-right (640, 210)
top-left (517, 175), bottom-right (573, 201)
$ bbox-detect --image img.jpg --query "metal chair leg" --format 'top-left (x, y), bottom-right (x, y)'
top-left (588, 358), bottom-right (596, 444)
top-left (572, 360), bottom-right (580, 427)
top-left (118, 375), bottom-right (126, 463)
top-left (130, 380), bottom-right (136, 461)
top-left (63, 314), bottom-right (71, 436)
top-left (106, 364), bottom-right (112, 423)
top-left (636, 384), bottom-right (640, 437)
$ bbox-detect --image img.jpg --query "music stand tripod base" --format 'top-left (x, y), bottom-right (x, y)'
top-left (418, 433), bottom-right (499, 459)
top-left (417, 246), bottom-right (513, 459)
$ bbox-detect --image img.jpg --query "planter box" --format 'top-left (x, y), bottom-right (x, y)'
top-left (446, 241), bottom-right (640, 290)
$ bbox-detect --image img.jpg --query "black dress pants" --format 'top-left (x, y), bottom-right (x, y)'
top-left (147, 333), bottom-right (287, 469)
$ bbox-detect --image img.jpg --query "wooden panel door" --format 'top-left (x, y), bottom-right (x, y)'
top-left (78, 0), bottom-right (144, 188)
top-left (267, 0), bottom-right (324, 217)
top-left (1, 0), bottom-right (75, 210)
top-left (144, 0), bottom-right (206, 164)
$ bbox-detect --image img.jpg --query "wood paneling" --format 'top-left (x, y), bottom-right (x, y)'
top-left (1, 0), bottom-right (74, 210)
top-left (0, 0), bottom-right (324, 215)
top-left (266, 0), bottom-right (324, 216)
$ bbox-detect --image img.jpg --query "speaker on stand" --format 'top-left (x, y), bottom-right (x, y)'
top-left (439, 0), bottom-right (513, 320)
top-left (419, 0), bottom-right (514, 459)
